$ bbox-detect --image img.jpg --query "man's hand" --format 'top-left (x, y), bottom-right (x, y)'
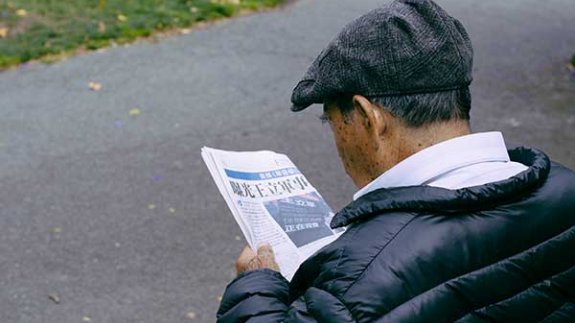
top-left (235, 244), bottom-right (280, 275)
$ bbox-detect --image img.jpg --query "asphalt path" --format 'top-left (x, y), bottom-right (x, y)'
top-left (0, 0), bottom-right (574, 322)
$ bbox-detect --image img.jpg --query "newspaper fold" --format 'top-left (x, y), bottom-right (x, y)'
top-left (202, 147), bottom-right (343, 281)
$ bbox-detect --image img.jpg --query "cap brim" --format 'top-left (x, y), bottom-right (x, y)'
top-left (290, 77), bottom-right (322, 112)
top-left (290, 103), bottom-right (312, 112)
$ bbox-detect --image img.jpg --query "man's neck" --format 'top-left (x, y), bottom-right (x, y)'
top-left (380, 120), bottom-right (472, 176)
top-left (401, 120), bottom-right (472, 157)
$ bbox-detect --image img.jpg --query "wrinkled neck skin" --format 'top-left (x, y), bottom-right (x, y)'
top-left (358, 120), bottom-right (471, 188)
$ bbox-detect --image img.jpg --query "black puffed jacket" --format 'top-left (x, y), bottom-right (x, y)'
top-left (217, 147), bottom-right (575, 322)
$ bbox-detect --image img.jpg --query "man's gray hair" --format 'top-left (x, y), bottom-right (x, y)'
top-left (334, 87), bottom-right (471, 128)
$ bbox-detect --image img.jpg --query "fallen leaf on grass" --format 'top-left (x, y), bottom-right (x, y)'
top-left (48, 293), bottom-right (60, 304)
top-left (98, 21), bottom-right (106, 33)
top-left (88, 82), bottom-right (102, 91)
top-left (506, 118), bottom-right (521, 128)
top-left (16, 9), bottom-right (27, 17)
top-left (216, 0), bottom-right (240, 4)
top-left (117, 14), bottom-right (127, 22)
top-left (0, 27), bottom-right (9, 38)
top-left (128, 108), bottom-right (141, 116)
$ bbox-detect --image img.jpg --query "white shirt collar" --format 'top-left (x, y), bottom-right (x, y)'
top-left (353, 132), bottom-right (511, 200)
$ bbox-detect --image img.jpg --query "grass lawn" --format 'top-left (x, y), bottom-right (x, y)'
top-left (0, 0), bottom-right (284, 69)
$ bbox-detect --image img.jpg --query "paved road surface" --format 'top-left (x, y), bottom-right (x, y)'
top-left (0, 0), bottom-right (574, 322)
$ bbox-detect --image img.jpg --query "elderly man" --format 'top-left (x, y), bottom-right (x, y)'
top-left (217, 0), bottom-right (575, 321)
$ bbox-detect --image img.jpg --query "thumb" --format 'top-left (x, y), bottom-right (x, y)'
top-left (257, 243), bottom-right (274, 256)
top-left (256, 243), bottom-right (280, 272)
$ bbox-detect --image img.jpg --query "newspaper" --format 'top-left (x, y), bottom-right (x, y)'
top-left (201, 147), bottom-right (343, 281)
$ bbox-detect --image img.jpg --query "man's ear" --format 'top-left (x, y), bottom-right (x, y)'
top-left (352, 95), bottom-right (386, 137)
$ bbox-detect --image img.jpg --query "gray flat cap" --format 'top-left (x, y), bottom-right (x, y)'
top-left (291, 0), bottom-right (473, 111)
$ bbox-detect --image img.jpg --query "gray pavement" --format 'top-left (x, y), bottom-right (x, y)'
top-left (0, 0), bottom-right (574, 322)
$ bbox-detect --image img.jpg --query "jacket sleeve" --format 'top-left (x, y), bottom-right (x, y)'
top-left (216, 269), bottom-right (293, 323)
top-left (216, 269), bottom-right (354, 323)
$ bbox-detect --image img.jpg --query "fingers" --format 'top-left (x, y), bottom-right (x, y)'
top-left (240, 245), bottom-right (256, 259)
top-left (235, 243), bottom-right (280, 274)
top-left (257, 243), bottom-right (273, 255)
top-left (256, 244), bottom-right (280, 272)
top-left (235, 245), bottom-right (256, 274)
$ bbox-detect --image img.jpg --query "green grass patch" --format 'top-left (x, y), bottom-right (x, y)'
top-left (0, 0), bottom-right (284, 69)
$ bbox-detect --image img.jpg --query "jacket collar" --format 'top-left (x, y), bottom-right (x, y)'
top-left (331, 147), bottom-right (551, 229)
